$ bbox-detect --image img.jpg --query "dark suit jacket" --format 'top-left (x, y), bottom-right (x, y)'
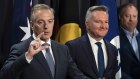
top-left (0, 36), bottom-right (89, 79)
top-left (119, 28), bottom-right (140, 79)
top-left (66, 34), bottom-right (118, 79)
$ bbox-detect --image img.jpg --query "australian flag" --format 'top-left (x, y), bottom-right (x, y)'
top-left (97, 0), bottom-right (121, 78)
top-left (10, 0), bottom-right (32, 46)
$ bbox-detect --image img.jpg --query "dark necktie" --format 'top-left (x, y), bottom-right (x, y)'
top-left (46, 48), bottom-right (55, 78)
top-left (95, 42), bottom-right (105, 78)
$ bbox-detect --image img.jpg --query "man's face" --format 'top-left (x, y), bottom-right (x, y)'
top-left (86, 11), bottom-right (109, 41)
top-left (30, 9), bottom-right (54, 41)
top-left (120, 6), bottom-right (138, 32)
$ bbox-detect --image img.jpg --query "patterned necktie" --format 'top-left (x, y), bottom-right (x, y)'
top-left (46, 47), bottom-right (55, 78)
top-left (95, 42), bottom-right (105, 78)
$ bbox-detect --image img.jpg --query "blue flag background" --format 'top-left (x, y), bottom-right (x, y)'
top-left (11, 0), bottom-right (31, 46)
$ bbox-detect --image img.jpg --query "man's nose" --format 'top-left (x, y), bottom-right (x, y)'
top-left (44, 22), bottom-right (48, 28)
top-left (100, 22), bottom-right (106, 28)
top-left (130, 16), bottom-right (135, 21)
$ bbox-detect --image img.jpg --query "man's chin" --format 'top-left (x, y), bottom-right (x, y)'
top-left (41, 37), bottom-right (49, 41)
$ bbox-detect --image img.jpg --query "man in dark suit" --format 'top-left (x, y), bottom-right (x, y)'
top-left (119, 3), bottom-right (140, 79)
top-left (66, 5), bottom-right (118, 79)
top-left (0, 4), bottom-right (90, 79)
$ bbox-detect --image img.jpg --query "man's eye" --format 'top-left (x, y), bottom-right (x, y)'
top-left (38, 21), bottom-right (43, 24)
top-left (37, 21), bottom-right (45, 25)
top-left (48, 20), bottom-right (54, 23)
top-left (125, 15), bottom-right (129, 17)
top-left (105, 21), bottom-right (108, 23)
top-left (133, 15), bottom-right (137, 18)
top-left (94, 20), bottom-right (100, 23)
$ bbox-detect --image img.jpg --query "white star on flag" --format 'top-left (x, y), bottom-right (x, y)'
top-left (20, 18), bottom-right (31, 41)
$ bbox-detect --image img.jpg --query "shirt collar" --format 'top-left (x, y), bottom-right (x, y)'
top-left (87, 33), bottom-right (104, 44)
top-left (122, 27), bottom-right (139, 37)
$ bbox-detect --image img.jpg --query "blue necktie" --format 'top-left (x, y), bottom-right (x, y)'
top-left (46, 48), bottom-right (55, 77)
top-left (96, 42), bottom-right (105, 78)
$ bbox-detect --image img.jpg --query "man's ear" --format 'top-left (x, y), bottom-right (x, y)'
top-left (30, 21), bottom-right (34, 30)
top-left (85, 21), bottom-right (90, 29)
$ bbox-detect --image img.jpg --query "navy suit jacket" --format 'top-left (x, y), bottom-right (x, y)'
top-left (119, 28), bottom-right (140, 79)
top-left (66, 34), bottom-right (118, 79)
top-left (0, 36), bottom-right (89, 79)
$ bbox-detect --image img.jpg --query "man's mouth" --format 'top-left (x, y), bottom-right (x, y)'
top-left (43, 31), bottom-right (49, 34)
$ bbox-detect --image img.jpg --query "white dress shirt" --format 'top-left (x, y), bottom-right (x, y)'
top-left (122, 27), bottom-right (139, 60)
top-left (87, 33), bottom-right (108, 69)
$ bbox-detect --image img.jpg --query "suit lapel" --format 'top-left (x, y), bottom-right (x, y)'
top-left (103, 41), bottom-right (113, 76)
top-left (81, 35), bottom-right (98, 76)
top-left (51, 41), bottom-right (59, 78)
top-left (34, 40), bottom-right (60, 79)
top-left (120, 29), bottom-right (138, 60)
top-left (136, 33), bottom-right (140, 60)
top-left (34, 51), bottom-right (53, 79)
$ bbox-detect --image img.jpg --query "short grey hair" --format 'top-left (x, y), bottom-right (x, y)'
top-left (30, 4), bottom-right (55, 22)
top-left (85, 5), bottom-right (109, 21)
